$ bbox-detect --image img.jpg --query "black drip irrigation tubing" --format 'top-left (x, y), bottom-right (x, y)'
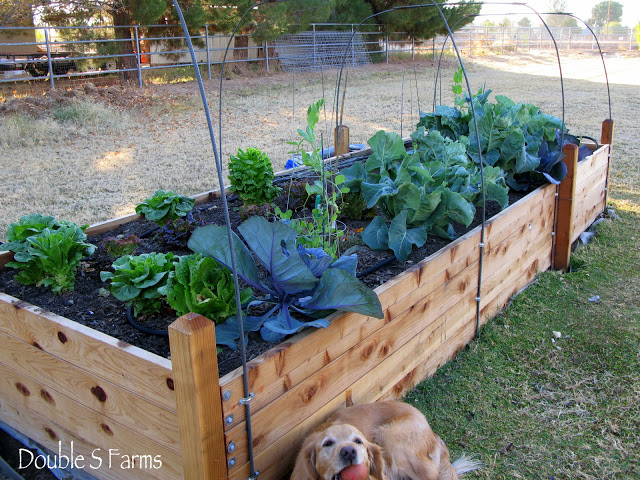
top-left (126, 305), bottom-right (168, 336)
top-left (356, 255), bottom-right (397, 279)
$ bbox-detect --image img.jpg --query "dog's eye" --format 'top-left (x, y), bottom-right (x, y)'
top-left (323, 440), bottom-right (334, 447)
top-left (354, 438), bottom-right (363, 444)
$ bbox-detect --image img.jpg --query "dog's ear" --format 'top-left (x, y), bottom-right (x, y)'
top-left (367, 441), bottom-right (387, 480)
top-left (291, 432), bottom-right (319, 480)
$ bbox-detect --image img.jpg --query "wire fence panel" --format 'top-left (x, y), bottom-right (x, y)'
top-left (273, 29), bottom-right (372, 71)
top-left (0, 24), bottom-right (637, 88)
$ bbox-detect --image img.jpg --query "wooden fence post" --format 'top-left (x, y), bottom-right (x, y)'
top-left (553, 143), bottom-right (579, 271)
top-left (169, 313), bottom-right (227, 480)
top-left (601, 119), bottom-right (615, 207)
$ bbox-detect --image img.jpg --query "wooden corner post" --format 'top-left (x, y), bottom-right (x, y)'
top-left (601, 119), bottom-right (615, 205)
top-left (553, 143), bottom-right (579, 271)
top-left (169, 313), bottom-right (227, 480)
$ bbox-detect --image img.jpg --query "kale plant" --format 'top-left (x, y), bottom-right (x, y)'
top-left (100, 252), bottom-right (176, 316)
top-left (229, 147), bottom-right (281, 206)
top-left (5, 223), bottom-right (96, 293)
top-left (188, 216), bottom-right (383, 348)
top-left (158, 253), bottom-right (252, 323)
top-left (135, 190), bottom-right (195, 226)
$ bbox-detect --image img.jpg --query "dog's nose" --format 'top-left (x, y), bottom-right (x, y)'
top-left (340, 445), bottom-right (357, 463)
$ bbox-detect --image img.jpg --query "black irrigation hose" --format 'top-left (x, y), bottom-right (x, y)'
top-left (579, 135), bottom-right (600, 150)
top-left (139, 225), bottom-right (160, 238)
top-left (356, 256), bottom-right (397, 279)
top-left (126, 305), bottom-right (168, 337)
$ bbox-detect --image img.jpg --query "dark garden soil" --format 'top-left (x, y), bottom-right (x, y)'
top-left (0, 165), bottom-right (528, 378)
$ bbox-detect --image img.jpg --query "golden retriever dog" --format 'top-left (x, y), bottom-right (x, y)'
top-left (291, 401), bottom-right (480, 480)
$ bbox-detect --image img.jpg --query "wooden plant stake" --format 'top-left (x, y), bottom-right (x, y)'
top-left (169, 313), bottom-right (226, 480)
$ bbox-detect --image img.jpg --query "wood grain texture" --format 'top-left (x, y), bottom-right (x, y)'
top-left (0, 331), bottom-right (179, 452)
top-left (0, 395), bottom-right (181, 480)
top-left (168, 314), bottom-right (227, 480)
top-left (0, 361), bottom-right (182, 480)
top-left (0, 293), bottom-right (176, 411)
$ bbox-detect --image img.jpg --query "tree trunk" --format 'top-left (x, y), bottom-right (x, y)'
top-left (111, 9), bottom-right (138, 85)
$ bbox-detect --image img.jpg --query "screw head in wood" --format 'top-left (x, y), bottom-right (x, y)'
top-left (227, 441), bottom-right (235, 453)
top-left (223, 389), bottom-right (232, 401)
top-left (225, 414), bottom-right (234, 425)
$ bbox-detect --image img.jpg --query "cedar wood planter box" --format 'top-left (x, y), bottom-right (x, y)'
top-left (0, 121), bottom-right (613, 480)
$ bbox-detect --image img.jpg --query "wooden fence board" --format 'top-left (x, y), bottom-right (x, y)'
top-left (0, 361), bottom-right (182, 480)
top-left (0, 293), bottom-right (176, 412)
top-left (0, 331), bottom-right (179, 452)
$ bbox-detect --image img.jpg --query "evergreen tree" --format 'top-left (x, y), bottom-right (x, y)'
top-left (365, 0), bottom-right (482, 40)
top-left (38, 1), bottom-right (206, 82)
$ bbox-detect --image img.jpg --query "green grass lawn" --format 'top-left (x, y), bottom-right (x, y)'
top-left (407, 197), bottom-right (640, 479)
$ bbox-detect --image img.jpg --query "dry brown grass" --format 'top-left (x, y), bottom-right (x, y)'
top-left (0, 51), bottom-right (639, 237)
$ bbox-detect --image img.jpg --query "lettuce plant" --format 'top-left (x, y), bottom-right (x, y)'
top-left (135, 190), bottom-right (195, 226)
top-left (3, 214), bottom-right (85, 251)
top-left (6, 223), bottom-right (96, 293)
top-left (100, 252), bottom-right (176, 316)
top-left (188, 216), bottom-right (383, 348)
top-left (158, 253), bottom-right (252, 323)
top-left (229, 147), bottom-right (281, 205)
top-left (101, 235), bottom-right (140, 258)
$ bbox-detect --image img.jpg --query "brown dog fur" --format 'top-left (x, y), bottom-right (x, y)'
top-left (291, 401), bottom-right (476, 480)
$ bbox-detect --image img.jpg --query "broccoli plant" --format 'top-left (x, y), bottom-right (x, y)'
top-left (341, 129), bottom-right (508, 261)
top-left (417, 89), bottom-right (576, 190)
top-left (188, 216), bottom-right (383, 348)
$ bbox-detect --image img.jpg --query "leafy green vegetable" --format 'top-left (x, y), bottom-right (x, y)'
top-left (6, 224), bottom-right (96, 293)
top-left (3, 214), bottom-right (87, 252)
top-left (188, 216), bottom-right (383, 348)
top-left (101, 235), bottom-right (140, 258)
top-left (418, 89), bottom-right (569, 190)
top-left (229, 147), bottom-right (281, 205)
top-left (100, 252), bottom-right (176, 316)
top-left (343, 128), bottom-right (508, 261)
top-left (158, 253), bottom-right (252, 322)
top-left (135, 190), bottom-right (195, 226)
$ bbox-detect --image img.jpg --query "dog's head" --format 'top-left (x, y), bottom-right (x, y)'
top-left (291, 424), bottom-right (385, 480)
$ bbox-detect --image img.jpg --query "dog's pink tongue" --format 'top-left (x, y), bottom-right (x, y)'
top-left (340, 463), bottom-right (368, 480)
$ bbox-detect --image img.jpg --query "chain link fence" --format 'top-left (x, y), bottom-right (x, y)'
top-left (1, 24), bottom-right (637, 89)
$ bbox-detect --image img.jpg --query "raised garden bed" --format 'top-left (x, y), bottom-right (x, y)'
top-left (0, 121), bottom-right (613, 480)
